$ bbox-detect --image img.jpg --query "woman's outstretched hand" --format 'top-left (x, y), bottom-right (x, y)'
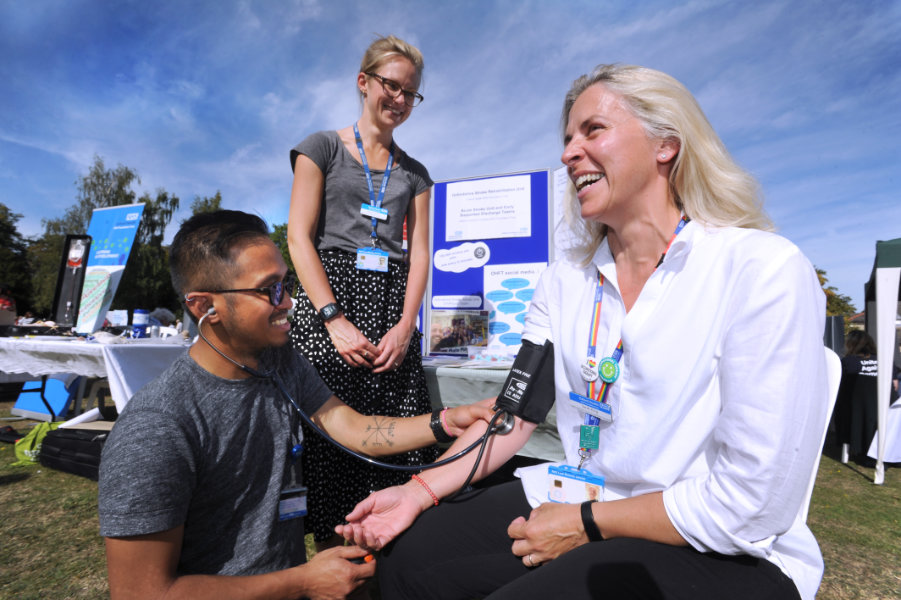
top-left (325, 315), bottom-right (380, 368)
top-left (335, 482), bottom-right (432, 551)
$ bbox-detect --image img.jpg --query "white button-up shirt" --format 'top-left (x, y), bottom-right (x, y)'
top-left (517, 221), bottom-right (827, 600)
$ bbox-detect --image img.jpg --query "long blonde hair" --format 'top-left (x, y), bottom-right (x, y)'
top-left (560, 64), bottom-right (772, 264)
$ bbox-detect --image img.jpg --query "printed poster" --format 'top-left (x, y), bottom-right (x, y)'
top-left (445, 175), bottom-right (531, 242)
top-left (75, 203), bottom-right (145, 334)
top-left (483, 262), bottom-right (546, 352)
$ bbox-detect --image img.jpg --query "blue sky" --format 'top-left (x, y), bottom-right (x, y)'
top-left (1, 0), bottom-right (899, 310)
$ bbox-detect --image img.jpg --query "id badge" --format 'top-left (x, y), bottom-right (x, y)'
top-left (569, 391), bottom-right (613, 423)
top-left (361, 203), bottom-right (389, 221)
top-left (356, 247), bottom-right (389, 272)
top-left (278, 486), bottom-right (308, 521)
top-left (547, 465), bottom-right (605, 503)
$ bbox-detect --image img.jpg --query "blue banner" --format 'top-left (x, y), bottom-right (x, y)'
top-left (75, 203), bottom-right (145, 333)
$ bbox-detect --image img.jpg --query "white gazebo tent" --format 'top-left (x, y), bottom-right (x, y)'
top-left (863, 237), bottom-right (901, 485)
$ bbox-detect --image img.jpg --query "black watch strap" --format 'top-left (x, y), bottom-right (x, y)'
top-left (317, 302), bottom-right (341, 323)
top-left (581, 500), bottom-right (604, 542)
top-left (429, 408), bottom-right (454, 443)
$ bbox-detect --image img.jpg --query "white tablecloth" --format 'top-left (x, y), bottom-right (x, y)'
top-left (0, 337), bottom-right (189, 412)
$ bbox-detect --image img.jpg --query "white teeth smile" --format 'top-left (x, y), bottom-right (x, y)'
top-left (272, 317), bottom-right (288, 326)
top-left (575, 173), bottom-right (605, 192)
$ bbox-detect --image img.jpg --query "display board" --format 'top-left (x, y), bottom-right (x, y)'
top-left (75, 203), bottom-right (145, 334)
top-left (429, 170), bottom-right (551, 356)
top-left (51, 235), bottom-right (92, 327)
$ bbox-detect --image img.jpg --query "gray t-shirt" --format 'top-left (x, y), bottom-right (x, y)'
top-left (98, 345), bottom-right (332, 576)
top-left (290, 130), bottom-right (433, 261)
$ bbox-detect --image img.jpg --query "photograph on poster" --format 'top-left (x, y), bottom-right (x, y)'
top-left (483, 262), bottom-right (546, 352)
top-left (445, 174), bottom-right (531, 242)
top-left (428, 310), bottom-right (489, 355)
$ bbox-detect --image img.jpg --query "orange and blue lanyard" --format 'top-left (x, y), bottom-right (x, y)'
top-left (578, 216), bottom-right (689, 463)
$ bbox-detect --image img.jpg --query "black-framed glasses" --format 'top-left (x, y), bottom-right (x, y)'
top-left (365, 72), bottom-right (424, 107)
top-left (193, 278), bottom-right (296, 307)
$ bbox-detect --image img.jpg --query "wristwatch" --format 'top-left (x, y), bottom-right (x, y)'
top-left (317, 302), bottom-right (341, 323)
top-left (581, 500), bottom-right (604, 542)
top-left (430, 409), bottom-right (454, 443)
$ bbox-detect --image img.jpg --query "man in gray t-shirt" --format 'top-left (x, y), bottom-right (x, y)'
top-left (98, 210), bottom-right (491, 599)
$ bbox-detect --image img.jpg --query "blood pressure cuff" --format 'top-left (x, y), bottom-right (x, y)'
top-left (495, 339), bottom-right (555, 424)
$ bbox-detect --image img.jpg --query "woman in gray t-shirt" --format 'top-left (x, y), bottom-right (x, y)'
top-left (286, 35), bottom-right (436, 546)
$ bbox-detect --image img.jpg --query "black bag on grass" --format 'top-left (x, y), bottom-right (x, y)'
top-left (39, 428), bottom-right (108, 480)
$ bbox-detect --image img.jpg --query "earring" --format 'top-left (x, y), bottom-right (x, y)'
top-left (660, 153), bottom-right (668, 159)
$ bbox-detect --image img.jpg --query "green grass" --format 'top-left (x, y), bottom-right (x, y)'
top-left (808, 442), bottom-right (901, 600)
top-left (1, 403), bottom-right (899, 599)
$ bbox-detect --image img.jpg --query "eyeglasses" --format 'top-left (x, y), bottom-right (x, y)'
top-left (365, 72), bottom-right (424, 107)
top-left (193, 278), bottom-right (296, 307)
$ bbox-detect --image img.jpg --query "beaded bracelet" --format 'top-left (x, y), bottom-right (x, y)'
top-left (411, 474), bottom-right (439, 506)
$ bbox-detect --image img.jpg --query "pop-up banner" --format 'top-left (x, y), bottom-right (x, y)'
top-left (75, 203), bottom-right (145, 334)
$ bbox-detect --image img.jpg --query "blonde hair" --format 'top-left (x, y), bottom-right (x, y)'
top-left (560, 64), bottom-right (772, 264)
top-left (358, 35), bottom-right (424, 99)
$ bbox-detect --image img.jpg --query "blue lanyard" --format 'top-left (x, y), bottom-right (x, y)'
top-left (353, 122), bottom-right (394, 245)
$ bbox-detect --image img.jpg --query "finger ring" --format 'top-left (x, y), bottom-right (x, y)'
top-left (363, 350), bottom-right (369, 358)
top-left (526, 554), bottom-right (536, 567)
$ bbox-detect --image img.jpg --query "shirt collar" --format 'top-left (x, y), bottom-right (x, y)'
top-left (590, 219), bottom-right (700, 282)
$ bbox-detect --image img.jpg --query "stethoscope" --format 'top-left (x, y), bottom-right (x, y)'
top-left (196, 309), bottom-right (512, 486)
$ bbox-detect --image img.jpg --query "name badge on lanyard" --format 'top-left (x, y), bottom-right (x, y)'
top-left (569, 391), bottom-right (613, 423)
top-left (360, 203), bottom-right (388, 221)
top-left (547, 464), bottom-right (605, 504)
top-left (279, 443), bottom-right (307, 521)
top-left (354, 122), bottom-right (394, 259)
top-left (356, 247), bottom-right (389, 272)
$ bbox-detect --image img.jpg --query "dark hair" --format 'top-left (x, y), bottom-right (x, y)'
top-left (169, 210), bottom-right (270, 300)
top-left (844, 329), bottom-right (877, 357)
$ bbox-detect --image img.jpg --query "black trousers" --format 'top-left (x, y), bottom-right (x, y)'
top-left (378, 481), bottom-right (801, 600)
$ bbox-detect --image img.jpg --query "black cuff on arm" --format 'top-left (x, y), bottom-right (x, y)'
top-left (581, 500), bottom-right (604, 542)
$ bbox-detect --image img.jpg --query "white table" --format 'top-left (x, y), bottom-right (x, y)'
top-left (0, 336), bottom-right (189, 413)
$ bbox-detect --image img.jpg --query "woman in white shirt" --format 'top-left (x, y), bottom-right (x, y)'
top-left (337, 64), bottom-right (828, 600)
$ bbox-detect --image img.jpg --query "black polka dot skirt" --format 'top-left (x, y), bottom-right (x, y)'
top-left (290, 249), bottom-right (437, 541)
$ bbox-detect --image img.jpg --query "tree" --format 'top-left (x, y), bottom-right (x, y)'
top-left (26, 156), bottom-right (143, 315)
top-left (816, 267), bottom-right (857, 317)
top-left (189, 191), bottom-right (223, 216)
top-left (269, 223), bottom-right (296, 280)
top-left (112, 189), bottom-right (180, 314)
top-left (44, 155), bottom-right (139, 237)
top-left (26, 156), bottom-right (182, 319)
top-left (0, 203), bottom-right (33, 313)
top-left (25, 233), bottom-right (64, 317)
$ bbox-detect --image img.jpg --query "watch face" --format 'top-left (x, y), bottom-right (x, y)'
top-left (320, 303), bottom-right (339, 321)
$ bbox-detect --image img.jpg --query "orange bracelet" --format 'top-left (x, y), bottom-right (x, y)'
top-left (411, 474), bottom-right (439, 506)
